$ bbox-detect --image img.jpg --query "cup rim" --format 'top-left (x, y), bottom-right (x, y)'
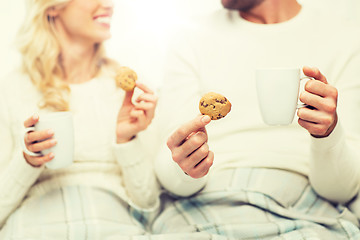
top-left (39, 111), bottom-right (72, 120)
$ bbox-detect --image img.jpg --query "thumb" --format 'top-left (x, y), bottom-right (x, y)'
top-left (167, 114), bottom-right (211, 149)
top-left (23, 114), bottom-right (39, 128)
top-left (197, 114), bottom-right (211, 132)
top-left (188, 114), bottom-right (211, 133)
top-left (122, 90), bottom-right (134, 107)
top-left (302, 66), bottom-right (328, 84)
top-left (188, 115), bottom-right (211, 139)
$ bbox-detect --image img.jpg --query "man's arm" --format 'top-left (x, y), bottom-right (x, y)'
top-left (298, 66), bottom-right (360, 203)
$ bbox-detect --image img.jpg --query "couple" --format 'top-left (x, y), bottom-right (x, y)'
top-left (1, 0), bottom-right (360, 239)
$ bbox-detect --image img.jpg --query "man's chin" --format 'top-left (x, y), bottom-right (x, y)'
top-left (221, 0), bottom-right (265, 11)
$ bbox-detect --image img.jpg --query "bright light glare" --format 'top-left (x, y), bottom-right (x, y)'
top-left (106, 0), bottom-right (222, 88)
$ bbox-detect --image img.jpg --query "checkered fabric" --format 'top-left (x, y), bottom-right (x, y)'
top-left (1, 168), bottom-right (359, 239)
top-left (151, 168), bottom-right (360, 240)
top-left (0, 186), bottom-right (151, 240)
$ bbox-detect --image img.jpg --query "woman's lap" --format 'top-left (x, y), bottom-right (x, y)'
top-left (0, 185), bottom-right (146, 240)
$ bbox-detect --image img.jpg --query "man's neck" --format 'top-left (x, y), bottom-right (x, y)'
top-left (240, 0), bottom-right (302, 24)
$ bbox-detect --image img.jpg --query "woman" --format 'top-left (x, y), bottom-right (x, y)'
top-left (0, 0), bottom-right (160, 238)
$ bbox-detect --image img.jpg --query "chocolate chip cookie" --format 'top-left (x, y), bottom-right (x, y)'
top-left (115, 66), bottom-right (137, 91)
top-left (199, 92), bottom-right (232, 120)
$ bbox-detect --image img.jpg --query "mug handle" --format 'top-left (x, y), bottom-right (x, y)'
top-left (297, 76), bottom-right (315, 109)
top-left (21, 127), bottom-right (42, 157)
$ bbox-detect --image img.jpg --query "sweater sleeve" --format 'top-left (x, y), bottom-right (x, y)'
top-left (0, 86), bottom-right (44, 228)
top-left (112, 131), bottom-right (160, 211)
top-left (308, 36), bottom-right (360, 204)
top-left (309, 122), bottom-right (360, 204)
top-left (154, 27), bottom-right (209, 197)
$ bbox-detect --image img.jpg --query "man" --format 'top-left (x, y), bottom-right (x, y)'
top-left (153, 0), bottom-right (360, 239)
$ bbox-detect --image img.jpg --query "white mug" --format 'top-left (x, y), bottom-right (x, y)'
top-left (22, 112), bottom-right (74, 169)
top-left (256, 68), bottom-right (312, 126)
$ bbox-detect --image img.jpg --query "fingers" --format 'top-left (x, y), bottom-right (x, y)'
top-left (135, 93), bottom-right (158, 105)
top-left (23, 114), bottom-right (57, 166)
top-left (134, 92), bottom-right (158, 120)
top-left (171, 131), bottom-right (208, 163)
top-left (167, 115), bottom-right (213, 178)
top-left (130, 109), bottom-right (147, 123)
top-left (24, 114), bottom-right (39, 128)
top-left (298, 67), bottom-right (338, 137)
top-left (25, 129), bottom-right (54, 144)
top-left (297, 107), bottom-right (333, 126)
top-left (302, 66), bottom-right (328, 84)
top-left (135, 94), bottom-right (158, 111)
top-left (116, 83), bottom-right (158, 141)
top-left (173, 142), bottom-right (213, 179)
top-left (24, 114), bottom-right (54, 152)
top-left (134, 101), bottom-right (156, 111)
top-left (122, 90), bottom-right (134, 107)
top-left (24, 152), bottom-right (55, 167)
top-left (298, 115), bottom-right (338, 137)
top-left (299, 89), bottom-right (337, 112)
top-left (26, 138), bottom-right (57, 153)
top-left (121, 82), bottom-right (157, 120)
top-left (167, 115), bottom-right (211, 149)
top-left (135, 82), bottom-right (154, 94)
top-left (187, 151), bottom-right (214, 179)
top-left (24, 128), bottom-right (57, 155)
top-left (302, 79), bottom-right (338, 99)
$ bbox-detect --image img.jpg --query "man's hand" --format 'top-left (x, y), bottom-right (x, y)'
top-left (297, 66), bottom-right (338, 138)
top-left (167, 115), bottom-right (214, 178)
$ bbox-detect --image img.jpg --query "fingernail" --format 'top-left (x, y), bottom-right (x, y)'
top-left (201, 115), bottom-right (211, 123)
top-left (49, 153), bottom-right (55, 159)
top-left (32, 114), bottom-right (39, 120)
top-left (51, 139), bottom-right (57, 145)
top-left (47, 129), bottom-right (54, 135)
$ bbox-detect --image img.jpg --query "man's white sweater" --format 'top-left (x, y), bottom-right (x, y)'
top-left (155, 4), bottom-right (360, 203)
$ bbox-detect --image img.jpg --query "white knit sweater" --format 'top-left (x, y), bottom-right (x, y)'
top-left (155, 4), bottom-right (360, 203)
top-left (0, 71), bottom-right (160, 228)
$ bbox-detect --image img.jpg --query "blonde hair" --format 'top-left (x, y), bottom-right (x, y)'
top-left (17, 0), bottom-right (119, 111)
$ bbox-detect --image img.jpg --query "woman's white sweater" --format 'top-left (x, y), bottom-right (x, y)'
top-left (0, 71), bottom-right (160, 228)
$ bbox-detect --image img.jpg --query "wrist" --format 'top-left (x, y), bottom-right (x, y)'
top-left (116, 135), bottom-right (136, 144)
top-left (23, 152), bottom-right (42, 168)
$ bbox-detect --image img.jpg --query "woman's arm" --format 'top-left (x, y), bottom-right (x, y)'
top-left (0, 86), bottom-right (44, 228)
top-left (113, 131), bottom-right (161, 211)
top-left (113, 81), bottom-right (161, 210)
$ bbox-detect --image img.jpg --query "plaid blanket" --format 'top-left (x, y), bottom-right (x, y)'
top-left (0, 186), bottom-right (148, 239)
top-left (2, 168), bottom-right (359, 239)
top-left (151, 168), bottom-right (360, 240)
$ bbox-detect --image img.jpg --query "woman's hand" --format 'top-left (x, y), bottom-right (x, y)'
top-left (116, 82), bottom-right (158, 143)
top-left (297, 66), bottom-right (338, 138)
top-left (23, 114), bottom-right (57, 167)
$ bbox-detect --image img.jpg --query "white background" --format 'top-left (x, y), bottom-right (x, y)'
top-left (0, 0), bottom-right (359, 86)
